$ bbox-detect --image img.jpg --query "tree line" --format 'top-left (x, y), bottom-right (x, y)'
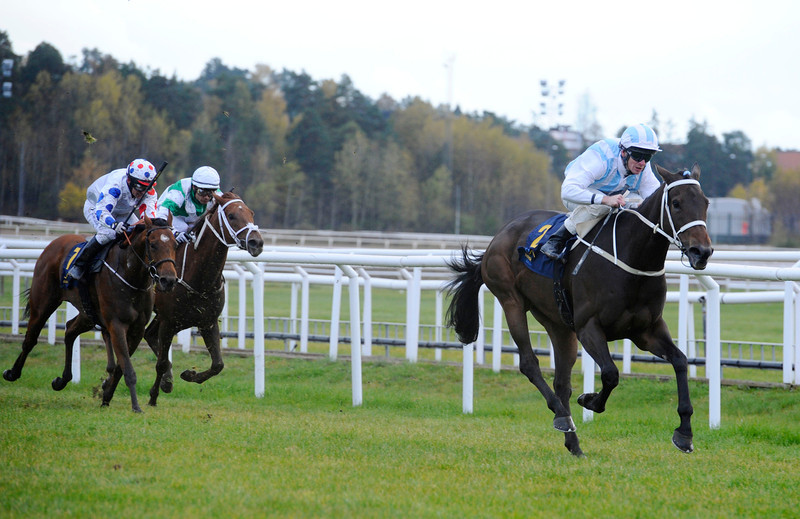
top-left (1, 31), bottom-right (797, 240)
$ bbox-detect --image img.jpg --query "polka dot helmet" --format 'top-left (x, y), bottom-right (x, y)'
top-left (127, 159), bottom-right (156, 186)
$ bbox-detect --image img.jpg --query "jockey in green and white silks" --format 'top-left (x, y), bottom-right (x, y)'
top-left (539, 124), bottom-right (663, 261)
top-left (156, 166), bottom-right (222, 243)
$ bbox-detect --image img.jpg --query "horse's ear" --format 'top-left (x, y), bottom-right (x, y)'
top-left (655, 164), bottom-right (677, 183)
top-left (691, 162), bottom-right (701, 180)
top-left (166, 212), bottom-right (173, 226)
top-left (144, 215), bottom-right (152, 226)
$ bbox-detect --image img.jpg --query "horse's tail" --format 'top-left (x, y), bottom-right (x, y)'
top-left (445, 246), bottom-right (485, 344)
top-left (21, 288), bottom-right (31, 320)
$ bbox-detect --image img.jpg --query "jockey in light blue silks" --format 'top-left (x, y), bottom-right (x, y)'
top-left (67, 158), bottom-right (159, 281)
top-left (156, 166), bottom-right (223, 243)
top-left (540, 124), bottom-right (663, 261)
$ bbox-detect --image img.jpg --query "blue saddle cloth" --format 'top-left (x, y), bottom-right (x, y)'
top-left (516, 214), bottom-right (576, 279)
top-left (60, 242), bottom-right (86, 289)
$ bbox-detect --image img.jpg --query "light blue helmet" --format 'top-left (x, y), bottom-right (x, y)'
top-left (620, 124), bottom-right (661, 152)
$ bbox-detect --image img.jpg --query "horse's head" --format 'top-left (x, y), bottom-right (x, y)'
top-left (133, 215), bottom-right (178, 292)
top-left (656, 164), bottom-right (714, 270)
top-left (209, 192), bottom-right (264, 257)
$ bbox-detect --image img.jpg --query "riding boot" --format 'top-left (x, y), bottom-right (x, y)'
top-left (539, 223), bottom-right (574, 261)
top-left (67, 236), bottom-right (104, 281)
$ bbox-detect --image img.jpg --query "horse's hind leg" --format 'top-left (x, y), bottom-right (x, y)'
top-left (52, 314), bottom-right (95, 390)
top-left (501, 299), bottom-right (574, 435)
top-left (3, 290), bottom-right (62, 383)
top-left (547, 325), bottom-right (583, 457)
top-left (180, 321), bottom-right (223, 384)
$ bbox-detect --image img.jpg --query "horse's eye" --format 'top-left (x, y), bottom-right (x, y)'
top-left (671, 199), bottom-right (680, 209)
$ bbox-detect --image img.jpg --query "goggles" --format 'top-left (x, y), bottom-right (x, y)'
top-left (627, 149), bottom-right (654, 163)
top-left (195, 188), bottom-right (214, 198)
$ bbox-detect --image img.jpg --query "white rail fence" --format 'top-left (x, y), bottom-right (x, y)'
top-left (2, 241), bottom-right (799, 430)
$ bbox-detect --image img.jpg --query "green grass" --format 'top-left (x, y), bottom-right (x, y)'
top-left (1, 341), bottom-right (798, 518)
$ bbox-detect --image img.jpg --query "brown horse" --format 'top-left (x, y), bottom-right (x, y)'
top-left (446, 165), bottom-right (713, 456)
top-left (142, 192), bottom-right (264, 406)
top-left (2, 216), bottom-right (178, 412)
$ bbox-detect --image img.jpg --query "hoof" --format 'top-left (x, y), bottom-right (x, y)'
top-left (51, 377), bottom-right (70, 391)
top-left (577, 393), bottom-right (605, 413)
top-left (553, 415), bottom-right (576, 433)
top-left (180, 370), bottom-right (196, 382)
top-left (3, 369), bottom-right (19, 382)
top-left (100, 402), bottom-right (109, 408)
top-left (132, 406), bottom-right (143, 414)
top-left (672, 430), bottom-right (694, 453)
top-left (161, 378), bottom-right (173, 393)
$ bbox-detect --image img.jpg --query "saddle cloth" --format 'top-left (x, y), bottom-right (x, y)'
top-left (517, 214), bottom-right (576, 279)
top-left (60, 241), bottom-right (112, 289)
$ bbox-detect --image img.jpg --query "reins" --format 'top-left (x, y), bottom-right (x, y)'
top-left (103, 225), bottom-right (176, 291)
top-left (574, 177), bottom-right (707, 277)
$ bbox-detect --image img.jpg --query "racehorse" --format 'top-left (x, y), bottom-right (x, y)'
top-left (142, 191), bottom-right (264, 406)
top-left (2, 216), bottom-right (178, 412)
top-left (445, 165), bottom-right (713, 456)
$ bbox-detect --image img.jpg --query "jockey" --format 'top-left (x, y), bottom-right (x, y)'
top-left (539, 124), bottom-right (663, 261)
top-left (156, 166), bottom-right (223, 244)
top-left (67, 158), bottom-right (159, 281)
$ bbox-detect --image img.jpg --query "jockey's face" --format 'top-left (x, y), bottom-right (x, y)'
top-left (623, 148), bottom-right (653, 175)
top-left (193, 186), bottom-right (213, 204)
top-left (128, 177), bottom-right (148, 196)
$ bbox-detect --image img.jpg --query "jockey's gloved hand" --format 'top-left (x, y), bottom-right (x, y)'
top-left (111, 221), bottom-right (128, 235)
top-left (175, 231), bottom-right (192, 244)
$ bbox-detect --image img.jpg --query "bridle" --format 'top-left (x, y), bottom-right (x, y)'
top-left (574, 177), bottom-right (707, 277)
top-left (193, 197), bottom-right (260, 251)
top-left (175, 196), bottom-right (260, 295)
top-left (104, 225), bottom-right (177, 291)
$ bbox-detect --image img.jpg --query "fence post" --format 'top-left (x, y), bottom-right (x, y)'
top-left (245, 262), bottom-right (265, 398)
top-left (697, 275), bottom-right (721, 429)
top-left (340, 265), bottom-right (362, 406)
top-left (463, 342), bottom-right (474, 414)
top-left (358, 267), bottom-right (373, 356)
top-left (329, 266), bottom-right (342, 361)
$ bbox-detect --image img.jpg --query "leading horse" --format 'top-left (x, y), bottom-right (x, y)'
top-left (446, 165), bottom-right (713, 456)
top-left (142, 191), bottom-right (264, 406)
top-left (3, 216), bottom-right (178, 412)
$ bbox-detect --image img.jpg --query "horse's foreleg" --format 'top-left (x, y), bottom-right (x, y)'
top-left (635, 321), bottom-right (694, 453)
top-left (53, 315), bottom-right (94, 391)
top-left (103, 325), bottom-right (141, 413)
top-left (180, 322), bottom-right (223, 384)
top-left (148, 323), bottom-right (176, 407)
top-left (575, 320), bottom-right (618, 414)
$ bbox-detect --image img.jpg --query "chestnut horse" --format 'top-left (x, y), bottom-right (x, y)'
top-left (446, 165), bottom-right (713, 456)
top-left (3, 216), bottom-right (178, 412)
top-left (141, 192), bottom-right (264, 406)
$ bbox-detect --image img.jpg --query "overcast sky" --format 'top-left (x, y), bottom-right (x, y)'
top-left (5, 0), bottom-right (800, 150)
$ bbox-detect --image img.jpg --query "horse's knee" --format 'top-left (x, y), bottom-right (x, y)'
top-left (518, 355), bottom-right (540, 379)
top-left (599, 365), bottom-right (619, 389)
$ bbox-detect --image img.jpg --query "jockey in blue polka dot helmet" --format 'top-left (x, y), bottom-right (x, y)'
top-left (67, 158), bottom-right (161, 281)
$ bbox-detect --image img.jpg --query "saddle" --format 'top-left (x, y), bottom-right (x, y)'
top-left (517, 214), bottom-right (576, 329)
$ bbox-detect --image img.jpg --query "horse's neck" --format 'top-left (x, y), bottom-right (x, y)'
top-left (182, 218), bottom-right (229, 288)
top-left (618, 187), bottom-right (671, 267)
top-left (109, 238), bottom-right (149, 282)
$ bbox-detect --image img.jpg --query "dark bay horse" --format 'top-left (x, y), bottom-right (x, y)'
top-left (3, 216), bottom-right (178, 412)
top-left (446, 165), bottom-right (713, 456)
top-left (142, 191), bottom-right (264, 406)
